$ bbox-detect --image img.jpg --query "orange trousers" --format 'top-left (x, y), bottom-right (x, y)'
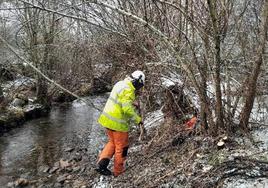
top-left (98, 129), bottom-right (129, 176)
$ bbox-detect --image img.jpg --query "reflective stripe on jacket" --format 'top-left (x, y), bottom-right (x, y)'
top-left (98, 77), bottom-right (142, 132)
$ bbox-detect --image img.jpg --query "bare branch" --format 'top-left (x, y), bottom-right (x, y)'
top-left (92, 0), bottom-right (203, 98)
top-left (0, 34), bottom-right (102, 112)
top-left (155, 0), bottom-right (209, 38)
top-left (17, 0), bottom-right (127, 38)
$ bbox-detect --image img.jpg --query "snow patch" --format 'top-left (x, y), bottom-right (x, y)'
top-left (144, 110), bottom-right (164, 130)
top-left (23, 104), bottom-right (43, 112)
top-left (129, 144), bottom-right (143, 153)
top-left (160, 72), bottom-right (183, 88)
top-left (2, 76), bottom-right (36, 96)
top-left (160, 72), bottom-right (202, 112)
top-left (161, 77), bottom-right (176, 87)
top-left (223, 178), bottom-right (268, 188)
top-left (183, 89), bottom-right (200, 109)
top-left (250, 95), bottom-right (268, 123)
top-left (253, 128), bottom-right (268, 150)
top-left (93, 176), bottom-right (111, 188)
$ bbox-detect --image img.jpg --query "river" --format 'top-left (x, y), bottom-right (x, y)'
top-left (0, 95), bottom-right (108, 187)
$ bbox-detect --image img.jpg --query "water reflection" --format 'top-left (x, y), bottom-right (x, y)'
top-left (0, 96), bottom-right (107, 186)
top-left (0, 127), bottom-right (37, 174)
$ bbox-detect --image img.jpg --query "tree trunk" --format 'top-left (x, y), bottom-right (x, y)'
top-left (239, 0), bottom-right (268, 130)
top-left (36, 14), bottom-right (56, 107)
top-left (0, 78), bottom-right (5, 111)
top-left (199, 65), bottom-right (209, 132)
top-left (36, 76), bottom-right (48, 106)
top-left (214, 35), bottom-right (224, 132)
top-left (0, 84), bottom-right (4, 103)
top-left (207, 0), bottom-right (224, 135)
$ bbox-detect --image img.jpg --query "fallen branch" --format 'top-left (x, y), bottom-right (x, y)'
top-left (249, 121), bottom-right (268, 127)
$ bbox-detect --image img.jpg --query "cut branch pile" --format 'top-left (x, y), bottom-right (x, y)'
top-left (192, 156), bottom-right (268, 187)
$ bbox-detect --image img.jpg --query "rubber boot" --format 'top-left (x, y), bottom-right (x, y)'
top-left (95, 158), bottom-right (112, 176)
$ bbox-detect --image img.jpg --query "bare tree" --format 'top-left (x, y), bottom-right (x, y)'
top-left (1, 0), bottom-right (267, 137)
top-left (11, 0), bottom-right (61, 107)
top-left (239, 0), bottom-right (268, 131)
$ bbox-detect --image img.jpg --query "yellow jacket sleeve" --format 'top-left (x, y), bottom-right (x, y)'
top-left (119, 89), bottom-right (141, 124)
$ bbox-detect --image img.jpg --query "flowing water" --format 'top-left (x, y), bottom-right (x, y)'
top-left (0, 95), bottom-right (108, 187)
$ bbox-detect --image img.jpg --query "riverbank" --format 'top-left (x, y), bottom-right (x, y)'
top-left (0, 70), bottom-right (111, 136)
top-left (0, 104), bottom-right (49, 135)
top-left (0, 76), bottom-right (49, 135)
top-left (3, 105), bottom-right (268, 188)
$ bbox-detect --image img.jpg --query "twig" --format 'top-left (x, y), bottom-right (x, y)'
top-left (154, 169), bottom-right (179, 183)
top-left (18, 0), bottom-right (127, 38)
top-left (249, 121), bottom-right (268, 127)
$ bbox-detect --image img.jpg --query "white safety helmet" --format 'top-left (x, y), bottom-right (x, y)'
top-left (130, 70), bottom-right (145, 90)
top-left (131, 70), bottom-right (145, 84)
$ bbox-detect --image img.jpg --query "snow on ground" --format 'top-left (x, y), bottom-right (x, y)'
top-left (161, 77), bottom-right (176, 87)
top-left (23, 104), bottom-right (43, 112)
top-left (183, 88), bottom-right (200, 109)
top-left (251, 96), bottom-right (268, 151)
top-left (253, 127), bottom-right (268, 151)
top-left (93, 176), bottom-right (111, 188)
top-left (224, 95), bottom-right (268, 188)
top-left (250, 95), bottom-right (268, 123)
top-left (128, 145), bottom-right (143, 153)
top-left (91, 95), bottom-right (268, 187)
top-left (160, 72), bottom-right (183, 88)
top-left (160, 75), bottom-right (268, 188)
top-left (161, 72), bottom-right (267, 123)
top-left (160, 72), bottom-right (200, 109)
top-left (144, 110), bottom-right (164, 130)
top-left (223, 178), bottom-right (268, 188)
top-left (2, 76), bottom-right (36, 97)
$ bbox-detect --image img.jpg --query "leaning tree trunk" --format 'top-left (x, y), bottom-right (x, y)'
top-left (239, 0), bottom-right (268, 130)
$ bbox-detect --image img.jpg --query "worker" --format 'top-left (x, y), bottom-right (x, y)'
top-left (185, 113), bottom-right (197, 130)
top-left (96, 70), bottom-right (145, 176)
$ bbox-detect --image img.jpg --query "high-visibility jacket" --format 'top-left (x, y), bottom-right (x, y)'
top-left (98, 78), bottom-right (142, 132)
